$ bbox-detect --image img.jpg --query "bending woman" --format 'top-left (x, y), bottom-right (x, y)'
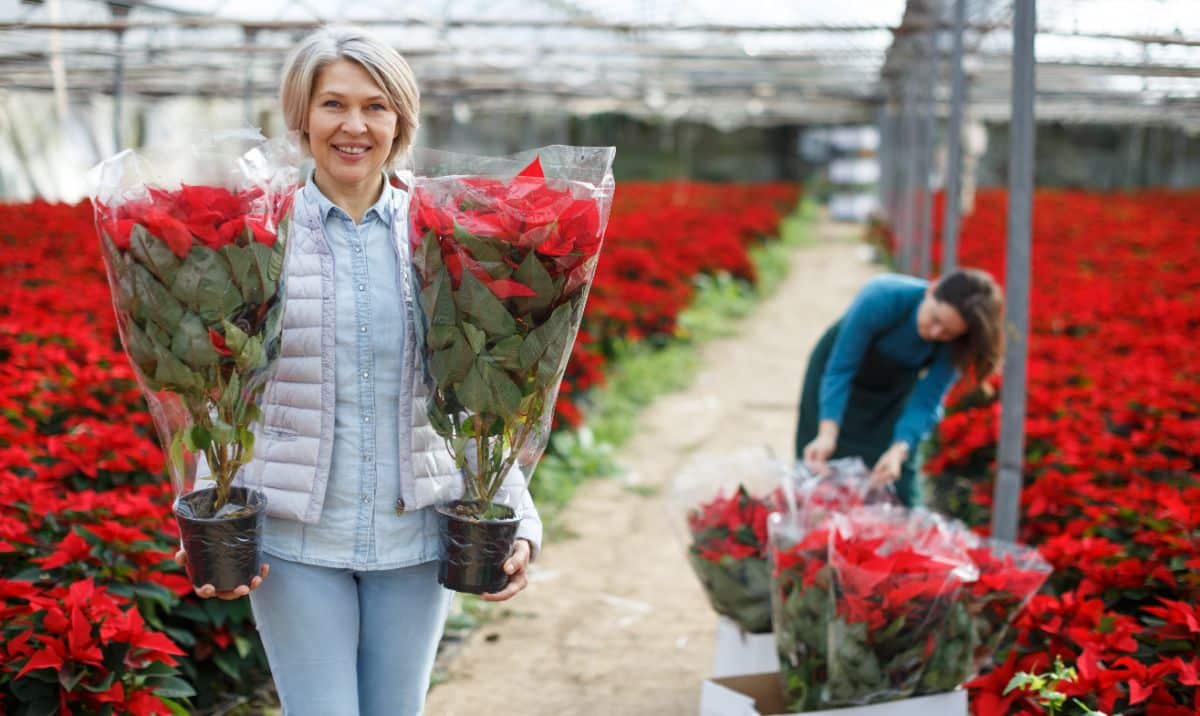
top-left (795, 269), bottom-right (1003, 506)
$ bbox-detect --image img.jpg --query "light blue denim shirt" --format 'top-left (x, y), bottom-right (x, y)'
top-left (263, 173), bottom-right (441, 570)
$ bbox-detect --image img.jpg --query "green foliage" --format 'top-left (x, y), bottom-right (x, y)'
top-left (1005, 656), bottom-right (1109, 716)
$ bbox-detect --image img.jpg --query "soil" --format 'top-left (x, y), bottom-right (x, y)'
top-left (424, 217), bottom-right (877, 715)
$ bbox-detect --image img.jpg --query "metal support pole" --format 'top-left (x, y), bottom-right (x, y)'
top-left (243, 27), bottom-right (257, 127)
top-left (109, 3), bottom-right (130, 153)
top-left (112, 28), bottom-right (125, 152)
top-left (917, 27), bottom-right (937, 279)
top-left (993, 0), bottom-right (1036, 543)
top-left (942, 0), bottom-right (967, 274)
top-left (877, 104), bottom-right (891, 222)
top-left (900, 77), bottom-right (919, 273)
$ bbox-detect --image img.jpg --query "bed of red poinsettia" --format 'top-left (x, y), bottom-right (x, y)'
top-left (0, 179), bottom-right (798, 711)
top-left (914, 189), bottom-right (1200, 715)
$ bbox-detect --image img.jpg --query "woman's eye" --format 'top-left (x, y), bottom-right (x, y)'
top-left (369, 104), bottom-right (387, 111)
top-left (324, 100), bottom-right (340, 108)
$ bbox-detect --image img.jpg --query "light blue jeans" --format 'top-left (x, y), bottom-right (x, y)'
top-left (249, 557), bottom-right (453, 715)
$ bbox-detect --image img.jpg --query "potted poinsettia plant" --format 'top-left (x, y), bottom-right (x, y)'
top-left (91, 133), bottom-right (299, 592)
top-left (410, 145), bottom-right (615, 594)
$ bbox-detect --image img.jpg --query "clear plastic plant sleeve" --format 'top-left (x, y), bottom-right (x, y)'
top-left (768, 503), bottom-right (980, 711)
top-left (90, 131), bottom-right (300, 588)
top-left (406, 145), bottom-right (616, 520)
top-left (669, 447), bottom-right (790, 633)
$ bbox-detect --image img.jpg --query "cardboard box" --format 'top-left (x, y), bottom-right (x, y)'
top-left (699, 672), bottom-right (968, 716)
top-left (712, 617), bottom-right (780, 678)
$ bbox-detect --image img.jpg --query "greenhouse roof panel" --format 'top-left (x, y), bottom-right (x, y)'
top-left (0, 0), bottom-right (1197, 127)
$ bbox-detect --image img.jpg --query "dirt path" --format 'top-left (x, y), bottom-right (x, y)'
top-left (425, 217), bottom-right (876, 716)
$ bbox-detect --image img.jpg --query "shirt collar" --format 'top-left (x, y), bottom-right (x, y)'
top-left (303, 168), bottom-right (395, 225)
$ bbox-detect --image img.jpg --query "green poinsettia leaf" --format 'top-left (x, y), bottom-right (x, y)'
top-left (152, 343), bottom-right (201, 392)
top-left (512, 250), bottom-right (556, 314)
top-left (478, 358), bottom-right (523, 418)
top-left (429, 329), bottom-right (474, 389)
top-left (189, 423), bottom-right (212, 452)
top-left (122, 320), bottom-right (159, 377)
top-left (131, 263), bottom-right (185, 334)
top-left (414, 230), bottom-right (443, 279)
top-left (220, 244), bottom-right (262, 305)
top-left (221, 320), bottom-right (250, 356)
top-left (452, 223), bottom-right (504, 265)
top-left (427, 402), bottom-right (454, 437)
top-left (422, 263), bottom-right (458, 328)
top-left (489, 334), bottom-right (524, 372)
top-left (170, 312), bottom-right (221, 370)
top-left (130, 225), bottom-right (182, 286)
top-left (427, 324), bottom-right (459, 351)
top-left (208, 418), bottom-right (236, 444)
top-left (235, 334), bottom-right (266, 373)
top-left (457, 357), bottom-right (522, 419)
top-left (101, 233), bottom-right (136, 312)
top-left (263, 300), bottom-right (285, 352)
top-left (171, 246), bottom-right (243, 323)
top-left (517, 301), bottom-right (574, 385)
top-left (218, 371), bottom-right (242, 416)
top-left (268, 234), bottom-right (286, 282)
top-left (454, 270), bottom-right (517, 339)
top-left (247, 242), bottom-right (278, 301)
top-left (462, 321), bottom-right (487, 354)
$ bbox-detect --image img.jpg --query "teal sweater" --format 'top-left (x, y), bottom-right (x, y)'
top-left (819, 274), bottom-right (959, 450)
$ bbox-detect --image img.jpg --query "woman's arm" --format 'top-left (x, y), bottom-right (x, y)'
top-left (891, 352), bottom-right (958, 453)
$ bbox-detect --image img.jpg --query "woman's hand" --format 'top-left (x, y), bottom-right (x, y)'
top-left (870, 442), bottom-right (910, 489)
top-left (480, 539), bottom-right (532, 602)
top-left (174, 549), bottom-right (269, 600)
top-left (803, 420), bottom-right (839, 475)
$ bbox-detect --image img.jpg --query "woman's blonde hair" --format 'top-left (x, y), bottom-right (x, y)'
top-left (280, 26), bottom-right (420, 164)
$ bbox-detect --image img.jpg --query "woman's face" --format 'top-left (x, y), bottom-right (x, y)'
top-left (306, 58), bottom-right (398, 197)
top-left (916, 288), bottom-right (968, 342)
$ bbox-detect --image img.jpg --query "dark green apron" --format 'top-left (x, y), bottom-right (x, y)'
top-left (794, 320), bottom-right (927, 507)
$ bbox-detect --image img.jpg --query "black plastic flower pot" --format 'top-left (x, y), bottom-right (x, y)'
top-left (175, 486), bottom-right (266, 593)
top-left (436, 500), bottom-right (520, 595)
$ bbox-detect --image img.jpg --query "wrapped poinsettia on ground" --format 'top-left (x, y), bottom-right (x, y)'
top-left (90, 131), bottom-right (299, 592)
top-left (669, 449), bottom-right (789, 634)
top-left (770, 504), bottom-right (976, 711)
top-left (409, 146), bottom-right (615, 594)
top-left (916, 527), bottom-right (1052, 694)
top-left (769, 495), bottom-right (1053, 712)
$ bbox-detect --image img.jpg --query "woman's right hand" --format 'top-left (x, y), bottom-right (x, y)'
top-left (174, 549), bottom-right (270, 600)
top-left (803, 420), bottom-right (839, 475)
top-left (802, 435), bottom-right (835, 474)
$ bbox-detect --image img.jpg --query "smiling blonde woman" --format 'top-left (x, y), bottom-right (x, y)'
top-left (174, 26), bottom-right (541, 716)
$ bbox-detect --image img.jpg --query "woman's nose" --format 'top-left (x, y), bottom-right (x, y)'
top-left (342, 111), bottom-right (367, 133)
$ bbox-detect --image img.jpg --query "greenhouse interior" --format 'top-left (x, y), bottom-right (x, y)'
top-left (1, 1), bottom-right (1197, 715)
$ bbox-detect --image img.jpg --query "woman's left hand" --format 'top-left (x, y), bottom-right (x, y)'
top-left (481, 539), bottom-right (532, 602)
top-left (869, 443), bottom-right (909, 489)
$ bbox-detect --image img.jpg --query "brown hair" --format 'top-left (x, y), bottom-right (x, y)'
top-left (933, 268), bottom-right (1005, 385)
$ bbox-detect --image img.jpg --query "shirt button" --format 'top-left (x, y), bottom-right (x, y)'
top-left (363, 415), bottom-right (371, 423)
top-left (362, 371), bottom-right (369, 379)
top-left (360, 325), bottom-right (368, 333)
top-left (358, 284), bottom-right (366, 291)
top-left (362, 495), bottom-right (371, 504)
top-left (395, 498), bottom-right (406, 514)
top-left (355, 246), bottom-right (362, 253)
